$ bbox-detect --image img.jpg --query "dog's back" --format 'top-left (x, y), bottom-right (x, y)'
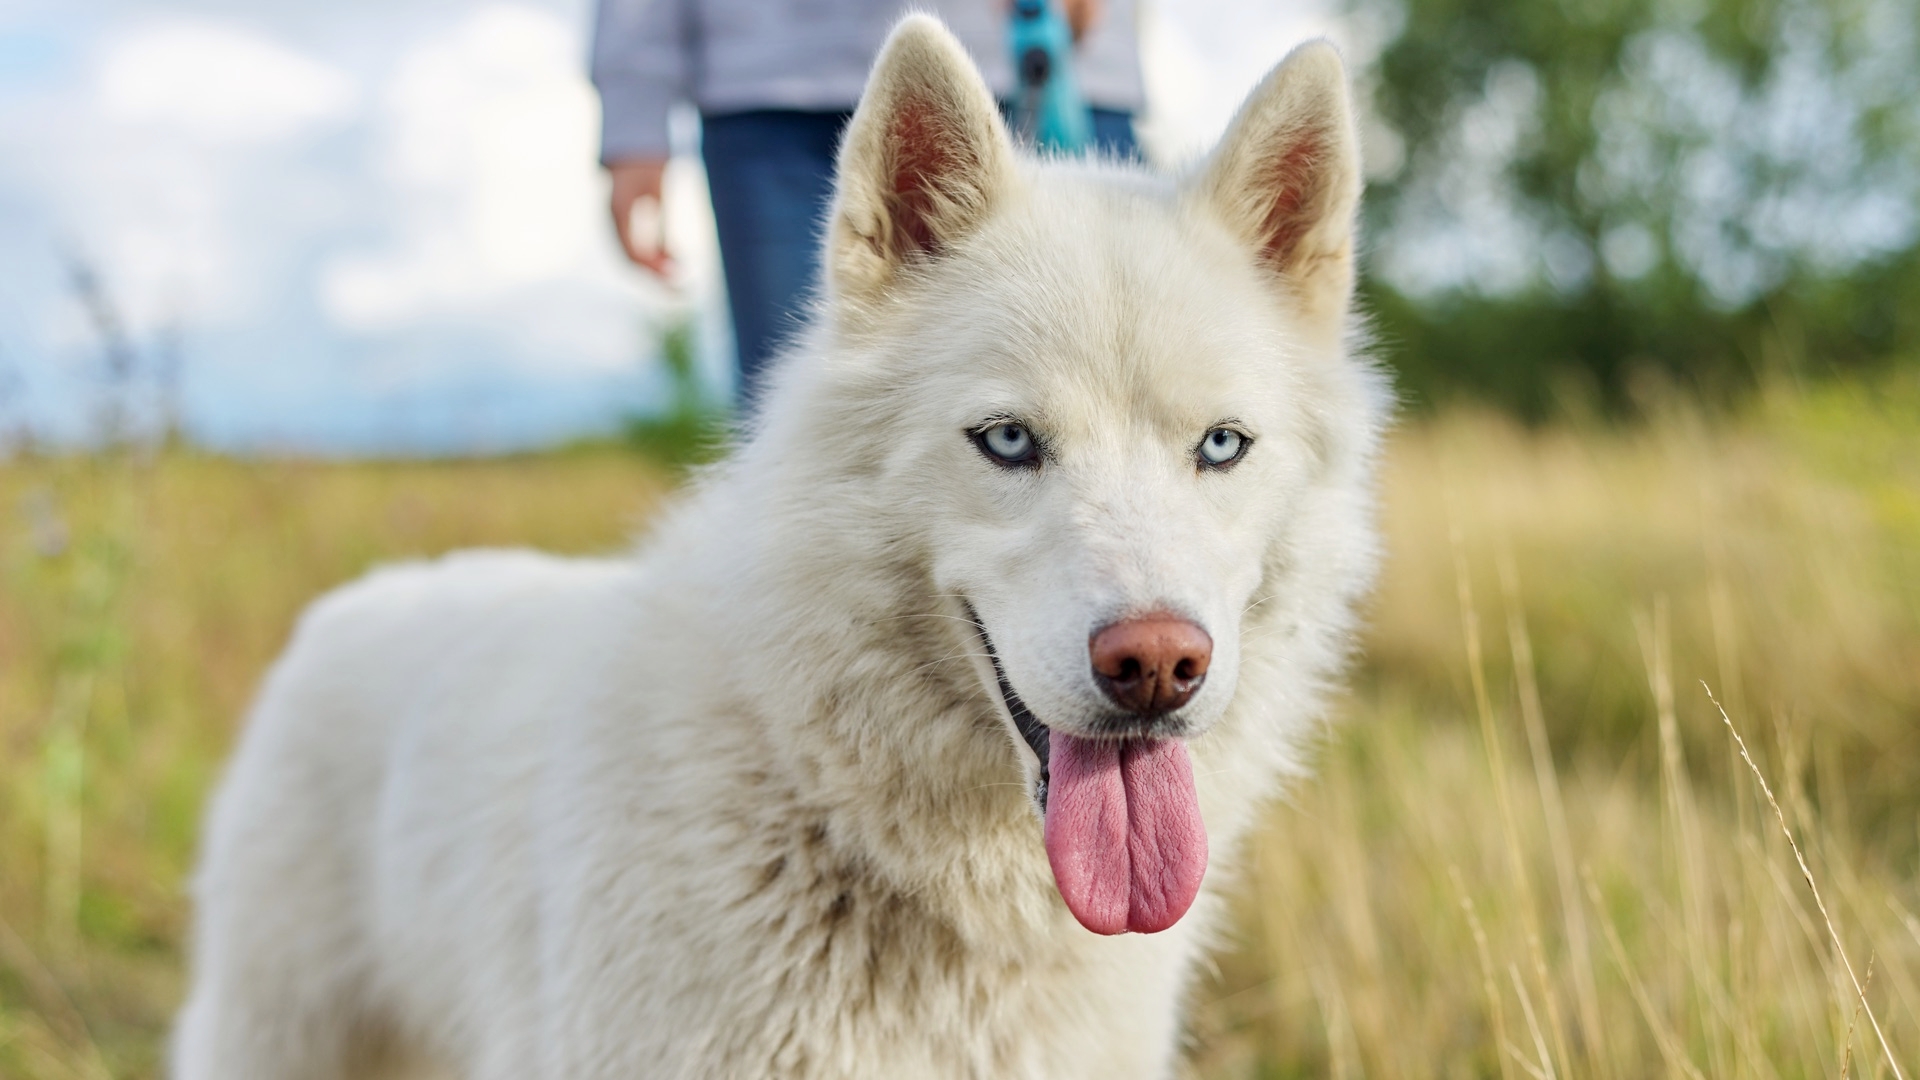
top-left (174, 552), bottom-right (641, 1078)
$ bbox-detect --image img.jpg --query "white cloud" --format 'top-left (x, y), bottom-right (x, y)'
top-left (0, 18), bottom-right (366, 350)
top-left (1138, 0), bottom-right (1347, 167)
top-left (318, 3), bottom-right (710, 372)
top-left (96, 20), bottom-right (358, 142)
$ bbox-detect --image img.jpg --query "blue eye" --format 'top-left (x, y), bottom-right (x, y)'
top-left (1199, 427), bottom-right (1247, 468)
top-left (975, 422), bottom-right (1039, 466)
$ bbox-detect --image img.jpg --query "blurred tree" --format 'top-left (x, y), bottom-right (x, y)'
top-left (623, 316), bottom-right (729, 468)
top-left (1351, 0), bottom-right (1920, 415)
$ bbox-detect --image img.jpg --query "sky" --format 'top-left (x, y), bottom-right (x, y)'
top-left (0, 0), bottom-right (1352, 455)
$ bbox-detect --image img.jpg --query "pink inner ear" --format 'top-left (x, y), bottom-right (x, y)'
top-left (1256, 129), bottom-right (1324, 271)
top-left (886, 97), bottom-right (969, 258)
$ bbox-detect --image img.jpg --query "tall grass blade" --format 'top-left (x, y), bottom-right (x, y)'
top-left (1704, 682), bottom-right (1905, 1079)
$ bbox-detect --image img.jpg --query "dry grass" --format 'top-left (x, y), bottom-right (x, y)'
top-left (1190, 377), bottom-right (1920, 1078)
top-left (1, 379), bottom-right (1916, 1077)
top-left (0, 450), bottom-right (669, 1077)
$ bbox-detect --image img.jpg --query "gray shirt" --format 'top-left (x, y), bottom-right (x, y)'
top-left (591, 0), bottom-right (1144, 162)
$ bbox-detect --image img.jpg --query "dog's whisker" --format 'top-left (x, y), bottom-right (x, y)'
top-left (1241, 591), bottom-right (1293, 619)
top-left (908, 649), bottom-right (993, 677)
top-left (872, 612), bottom-right (984, 626)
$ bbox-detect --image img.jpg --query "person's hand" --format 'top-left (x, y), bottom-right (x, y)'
top-left (1059, 0), bottom-right (1103, 40)
top-left (608, 157), bottom-right (674, 278)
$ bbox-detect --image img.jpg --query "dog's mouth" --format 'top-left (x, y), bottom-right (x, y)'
top-left (978, 625), bottom-right (1054, 810)
top-left (964, 603), bottom-right (1208, 936)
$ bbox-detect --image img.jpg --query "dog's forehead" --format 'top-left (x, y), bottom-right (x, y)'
top-left (933, 179), bottom-right (1296, 433)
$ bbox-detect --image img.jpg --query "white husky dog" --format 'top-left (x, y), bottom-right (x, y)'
top-left (173, 15), bottom-right (1383, 1080)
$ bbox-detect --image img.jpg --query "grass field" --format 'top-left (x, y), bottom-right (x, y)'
top-left (1, 378), bottom-right (1916, 1077)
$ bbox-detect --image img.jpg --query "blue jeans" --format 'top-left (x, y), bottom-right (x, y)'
top-left (702, 107), bottom-right (1137, 405)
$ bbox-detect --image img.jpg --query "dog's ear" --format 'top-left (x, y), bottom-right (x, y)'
top-left (1194, 42), bottom-right (1362, 327)
top-left (827, 15), bottom-right (1016, 303)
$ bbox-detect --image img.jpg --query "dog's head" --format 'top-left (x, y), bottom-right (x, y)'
top-left (797, 16), bottom-right (1375, 936)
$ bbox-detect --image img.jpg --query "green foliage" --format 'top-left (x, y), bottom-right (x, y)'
top-left (622, 317), bottom-right (731, 468)
top-left (1354, 0), bottom-right (1920, 415)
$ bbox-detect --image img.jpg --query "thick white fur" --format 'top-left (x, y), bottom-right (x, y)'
top-left (173, 17), bottom-right (1385, 1080)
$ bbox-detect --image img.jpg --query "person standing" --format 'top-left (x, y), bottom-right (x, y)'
top-left (591, 0), bottom-right (1144, 405)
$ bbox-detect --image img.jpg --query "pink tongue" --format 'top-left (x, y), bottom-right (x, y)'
top-left (1043, 732), bottom-right (1208, 935)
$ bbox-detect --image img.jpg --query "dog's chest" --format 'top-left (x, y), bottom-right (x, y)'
top-left (687, 848), bottom-right (1194, 1079)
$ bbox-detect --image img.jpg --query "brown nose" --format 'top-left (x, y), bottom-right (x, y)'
top-left (1089, 615), bottom-right (1212, 716)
